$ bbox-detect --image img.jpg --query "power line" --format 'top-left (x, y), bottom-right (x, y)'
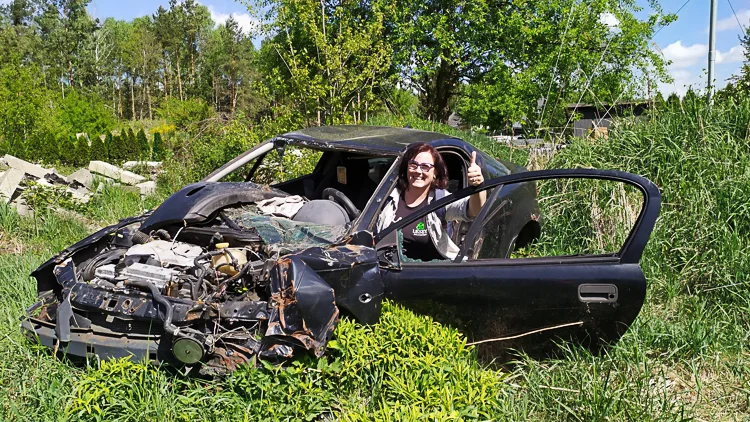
top-left (538, 4), bottom-right (576, 133)
top-left (653, 0), bottom-right (694, 38)
top-left (726, 0), bottom-right (747, 34)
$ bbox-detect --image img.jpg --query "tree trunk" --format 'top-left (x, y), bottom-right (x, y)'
top-left (176, 56), bottom-right (183, 101)
top-left (147, 82), bottom-right (152, 120)
top-left (130, 77), bottom-right (136, 121)
top-left (421, 55), bottom-right (457, 123)
top-left (163, 58), bottom-right (169, 97)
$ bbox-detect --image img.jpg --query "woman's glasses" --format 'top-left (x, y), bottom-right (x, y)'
top-left (408, 160), bottom-right (435, 172)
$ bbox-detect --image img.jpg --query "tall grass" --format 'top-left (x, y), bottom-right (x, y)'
top-left (0, 100), bottom-right (749, 420)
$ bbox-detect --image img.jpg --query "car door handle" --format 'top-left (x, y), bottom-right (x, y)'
top-left (578, 284), bottom-right (618, 303)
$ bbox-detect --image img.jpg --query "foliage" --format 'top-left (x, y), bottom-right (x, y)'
top-left (152, 131), bottom-right (163, 160)
top-left (73, 136), bottom-right (90, 166)
top-left (58, 136), bottom-right (76, 165)
top-left (21, 180), bottom-right (88, 215)
top-left (136, 128), bottom-right (150, 160)
top-left (156, 97), bottom-right (212, 129)
top-left (90, 134), bottom-right (107, 161)
top-left (257, 0), bottom-right (396, 125)
top-left (58, 89), bottom-right (116, 135)
top-left (453, 0), bottom-right (672, 131)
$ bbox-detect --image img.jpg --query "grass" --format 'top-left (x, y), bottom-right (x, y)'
top-left (0, 101), bottom-right (749, 420)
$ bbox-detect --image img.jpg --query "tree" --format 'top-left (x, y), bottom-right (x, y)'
top-left (729, 27), bottom-right (750, 95)
top-left (90, 134), bottom-right (107, 161)
top-left (73, 136), bottom-right (90, 166)
top-left (35, 0), bottom-right (98, 92)
top-left (452, 0), bottom-right (672, 131)
top-left (256, 0), bottom-right (396, 125)
top-left (59, 135), bottom-right (76, 164)
top-left (666, 93), bottom-right (681, 110)
top-left (136, 128), bottom-right (149, 160)
top-left (108, 131), bottom-right (127, 162)
top-left (152, 131), bottom-right (163, 160)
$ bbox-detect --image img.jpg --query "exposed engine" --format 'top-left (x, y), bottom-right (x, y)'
top-left (22, 187), bottom-right (372, 375)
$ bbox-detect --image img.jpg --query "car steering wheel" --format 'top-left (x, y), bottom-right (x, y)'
top-left (321, 188), bottom-right (360, 220)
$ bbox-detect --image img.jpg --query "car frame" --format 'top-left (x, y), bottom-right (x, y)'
top-left (21, 126), bottom-right (660, 373)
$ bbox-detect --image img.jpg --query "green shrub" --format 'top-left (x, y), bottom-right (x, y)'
top-left (58, 90), bottom-right (116, 135)
top-left (90, 135), bottom-right (107, 162)
top-left (136, 128), bottom-right (150, 160)
top-left (58, 136), bottom-right (76, 165)
top-left (125, 128), bottom-right (139, 160)
top-left (152, 132), bottom-right (163, 160)
top-left (108, 132), bottom-right (127, 163)
top-left (73, 137), bottom-right (90, 167)
top-left (156, 97), bottom-right (212, 130)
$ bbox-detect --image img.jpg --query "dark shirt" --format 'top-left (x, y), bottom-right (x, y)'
top-left (395, 194), bottom-right (443, 261)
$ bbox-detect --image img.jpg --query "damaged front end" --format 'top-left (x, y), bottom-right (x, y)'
top-left (21, 183), bottom-right (381, 375)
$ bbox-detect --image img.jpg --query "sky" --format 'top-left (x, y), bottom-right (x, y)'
top-left (3, 0), bottom-right (747, 97)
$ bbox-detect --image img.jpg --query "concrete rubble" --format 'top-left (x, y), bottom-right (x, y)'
top-left (89, 161), bottom-right (146, 185)
top-left (0, 155), bottom-right (161, 215)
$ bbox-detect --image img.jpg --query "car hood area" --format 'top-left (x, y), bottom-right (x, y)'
top-left (22, 183), bottom-right (382, 375)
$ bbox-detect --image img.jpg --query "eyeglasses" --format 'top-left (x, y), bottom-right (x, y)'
top-left (408, 160), bottom-right (435, 172)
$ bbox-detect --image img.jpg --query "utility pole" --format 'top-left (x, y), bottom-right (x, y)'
top-left (707, 0), bottom-right (718, 104)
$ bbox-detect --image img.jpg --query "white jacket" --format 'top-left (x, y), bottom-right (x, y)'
top-left (375, 187), bottom-right (472, 260)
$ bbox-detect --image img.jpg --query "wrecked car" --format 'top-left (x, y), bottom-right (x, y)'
top-left (21, 126), bottom-right (660, 373)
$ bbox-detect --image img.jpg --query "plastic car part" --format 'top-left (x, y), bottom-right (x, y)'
top-left (293, 199), bottom-right (350, 225)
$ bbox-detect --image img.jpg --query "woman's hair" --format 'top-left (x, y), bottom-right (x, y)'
top-left (397, 142), bottom-right (448, 191)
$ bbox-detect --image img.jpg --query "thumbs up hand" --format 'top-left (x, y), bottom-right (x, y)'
top-left (467, 151), bottom-right (483, 186)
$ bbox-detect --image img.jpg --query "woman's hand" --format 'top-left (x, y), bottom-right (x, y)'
top-left (466, 151), bottom-right (487, 219)
top-left (467, 152), bottom-right (484, 186)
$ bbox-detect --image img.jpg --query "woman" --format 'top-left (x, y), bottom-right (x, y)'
top-left (375, 142), bottom-right (486, 261)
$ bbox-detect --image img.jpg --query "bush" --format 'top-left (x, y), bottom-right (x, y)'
top-left (156, 97), bottom-right (212, 130)
top-left (73, 136), bottom-right (90, 166)
top-left (90, 135), bottom-right (107, 162)
top-left (58, 90), bottom-right (116, 135)
top-left (152, 132), bottom-right (163, 160)
top-left (136, 128), bottom-right (150, 160)
top-left (108, 132), bottom-right (127, 163)
top-left (58, 136), bottom-right (76, 165)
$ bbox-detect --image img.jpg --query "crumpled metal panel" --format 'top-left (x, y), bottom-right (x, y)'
top-left (262, 256), bottom-right (339, 359)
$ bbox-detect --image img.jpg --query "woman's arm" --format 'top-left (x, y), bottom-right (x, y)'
top-left (466, 152), bottom-right (486, 218)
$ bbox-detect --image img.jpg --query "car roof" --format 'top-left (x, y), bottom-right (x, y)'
top-left (277, 125), bottom-right (462, 155)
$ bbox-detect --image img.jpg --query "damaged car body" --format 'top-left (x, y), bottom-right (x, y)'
top-left (21, 126), bottom-right (661, 373)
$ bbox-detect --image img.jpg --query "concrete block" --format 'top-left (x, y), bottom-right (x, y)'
top-left (122, 161), bottom-right (162, 170)
top-left (69, 169), bottom-right (93, 190)
top-left (13, 197), bottom-right (32, 216)
top-left (88, 161), bottom-right (146, 186)
top-left (3, 154), bottom-right (54, 179)
top-left (67, 187), bottom-right (90, 204)
top-left (135, 180), bottom-right (157, 196)
top-left (0, 168), bottom-right (24, 204)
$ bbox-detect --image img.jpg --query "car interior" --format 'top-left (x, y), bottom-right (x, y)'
top-left (249, 145), bottom-right (470, 228)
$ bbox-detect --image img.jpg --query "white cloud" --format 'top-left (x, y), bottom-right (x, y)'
top-left (657, 69), bottom-right (702, 97)
top-left (661, 41), bottom-right (707, 68)
top-left (715, 9), bottom-right (750, 32)
top-left (599, 12), bottom-right (620, 29)
top-left (717, 45), bottom-right (746, 64)
top-left (206, 5), bottom-right (258, 34)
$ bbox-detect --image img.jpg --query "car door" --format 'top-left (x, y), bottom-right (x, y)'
top-left (375, 169), bottom-right (661, 355)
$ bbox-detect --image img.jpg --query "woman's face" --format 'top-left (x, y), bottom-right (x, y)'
top-left (407, 151), bottom-right (436, 190)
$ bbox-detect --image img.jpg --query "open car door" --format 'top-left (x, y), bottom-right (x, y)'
top-left (375, 169), bottom-right (661, 356)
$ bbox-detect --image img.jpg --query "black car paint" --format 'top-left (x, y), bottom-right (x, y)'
top-left (21, 126), bottom-right (659, 371)
top-left (376, 169), bottom-right (661, 349)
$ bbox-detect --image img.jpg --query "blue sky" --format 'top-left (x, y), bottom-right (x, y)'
top-left (5, 0), bottom-right (747, 97)
top-left (649, 0), bottom-right (748, 96)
